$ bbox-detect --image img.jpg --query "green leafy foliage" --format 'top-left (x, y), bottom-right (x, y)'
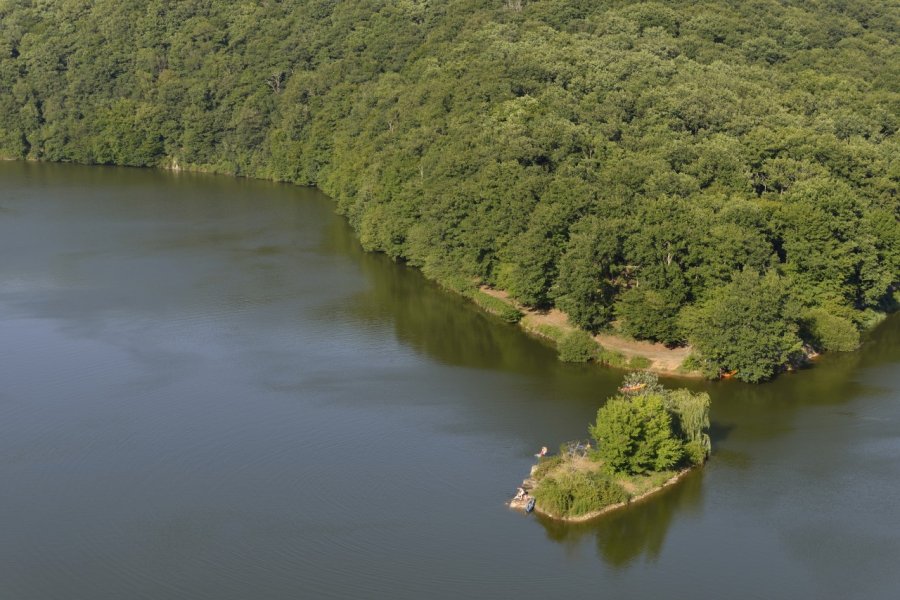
top-left (616, 283), bottom-right (685, 346)
top-left (805, 308), bottom-right (861, 352)
top-left (681, 270), bottom-right (804, 382)
top-left (530, 323), bottom-right (566, 343)
top-left (679, 353), bottom-right (701, 372)
top-left (619, 371), bottom-right (666, 396)
top-left (589, 393), bottom-right (684, 475)
top-left (628, 356), bottom-right (652, 369)
top-left (682, 440), bottom-right (709, 466)
top-left (598, 349), bottom-right (629, 368)
top-left (531, 454), bottom-right (565, 481)
top-left (533, 375), bottom-right (710, 516)
top-left (557, 330), bottom-right (599, 363)
top-left (590, 375), bottom-right (711, 474)
top-left (667, 388), bottom-right (712, 461)
top-left (1, 0), bottom-right (897, 379)
top-left (531, 470), bottom-right (628, 518)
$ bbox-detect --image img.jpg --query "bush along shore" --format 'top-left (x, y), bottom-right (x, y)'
top-left (473, 285), bottom-right (698, 377)
top-left (510, 372), bottom-right (710, 522)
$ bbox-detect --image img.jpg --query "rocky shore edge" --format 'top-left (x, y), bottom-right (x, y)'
top-left (509, 464), bottom-right (695, 523)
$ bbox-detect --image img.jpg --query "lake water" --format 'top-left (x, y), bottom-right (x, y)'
top-left (1, 162), bottom-right (898, 599)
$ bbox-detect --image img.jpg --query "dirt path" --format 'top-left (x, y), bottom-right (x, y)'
top-left (479, 286), bottom-right (694, 376)
top-left (593, 333), bottom-right (691, 373)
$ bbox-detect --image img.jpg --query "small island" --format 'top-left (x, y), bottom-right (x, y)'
top-left (511, 373), bottom-right (711, 522)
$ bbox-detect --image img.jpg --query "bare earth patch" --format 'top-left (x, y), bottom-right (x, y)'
top-left (479, 286), bottom-right (696, 376)
top-left (593, 333), bottom-right (692, 374)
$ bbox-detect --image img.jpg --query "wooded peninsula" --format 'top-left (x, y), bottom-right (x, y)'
top-left (1, 1), bottom-right (897, 381)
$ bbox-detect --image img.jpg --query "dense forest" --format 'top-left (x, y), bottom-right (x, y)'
top-left (1, 0), bottom-right (898, 381)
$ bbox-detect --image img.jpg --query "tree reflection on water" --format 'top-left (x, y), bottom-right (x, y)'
top-left (536, 469), bottom-right (705, 568)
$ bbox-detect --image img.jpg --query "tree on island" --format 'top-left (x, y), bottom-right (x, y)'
top-left (589, 393), bottom-right (684, 474)
top-left (531, 373), bottom-right (711, 518)
top-left (590, 373), bottom-right (711, 475)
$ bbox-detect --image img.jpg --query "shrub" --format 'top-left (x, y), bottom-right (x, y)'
top-left (439, 274), bottom-right (476, 297)
top-left (619, 371), bottom-right (665, 396)
top-left (569, 472), bottom-right (629, 516)
top-left (683, 440), bottom-right (709, 466)
top-left (533, 470), bottom-right (628, 517)
top-left (558, 330), bottom-right (599, 362)
top-left (628, 356), bottom-right (652, 369)
top-left (806, 308), bottom-right (860, 352)
top-left (599, 349), bottom-right (628, 367)
top-left (532, 476), bottom-right (569, 516)
top-left (679, 353), bottom-right (702, 373)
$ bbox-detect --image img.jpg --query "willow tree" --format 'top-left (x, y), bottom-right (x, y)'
top-left (668, 389), bottom-right (712, 464)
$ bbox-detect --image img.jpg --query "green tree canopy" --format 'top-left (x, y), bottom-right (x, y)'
top-left (590, 393), bottom-right (684, 475)
top-left (590, 374), bottom-right (711, 474)
top-left (1, 0), bottom-right (896, 380)
top-left (681, 269), bottom-right (803, 382)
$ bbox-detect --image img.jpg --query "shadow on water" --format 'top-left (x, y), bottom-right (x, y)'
top-left (345, 235), bottom-right (900, 568)
top-left (315, 181), bottom-right (900, 568)
top-left (8, 162), bottom-right (897, 578)
top-left (312, 193), bottom-right (716, 567)
top-left (318, 209), bottom-right (561, 375)
top-left (536, 468), bottom-right (705, 567)
top-left (697, 314), bottom-right (900, 446)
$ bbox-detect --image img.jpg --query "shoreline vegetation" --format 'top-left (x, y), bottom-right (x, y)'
top-left (4, 156), bottom-right (890, 381)
top-left (2, 1), bottom-right (897, 383)
top-left (509, 372), bottom-right (711, 522)
top-left (475, 285), bottom-right (697, 376)
top-left (511, 465), bottom-right (695, 523)
top-left (460, 281), bottom-right (895, 380)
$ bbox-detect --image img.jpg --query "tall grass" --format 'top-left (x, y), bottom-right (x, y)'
top-left (533, 470), bottom-right (628, 517)
top-left (472, 290), bottom-right (522, 323)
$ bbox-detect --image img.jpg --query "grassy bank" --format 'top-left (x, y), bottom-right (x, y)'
top-left (478, 286), bottom-right (699, 377)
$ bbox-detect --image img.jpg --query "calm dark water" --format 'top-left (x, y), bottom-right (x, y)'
top-left (1, 162), bottom-right (898, 599)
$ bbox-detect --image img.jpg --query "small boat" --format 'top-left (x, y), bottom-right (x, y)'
top-left (619, 383), bottom-right (646, 393)
top-left (525, 498), bottom-right (535, 513)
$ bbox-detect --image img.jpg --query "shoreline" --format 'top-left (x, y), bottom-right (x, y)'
top-left (478, 286), bottom-right (701, 378)
top-left (511, 466), bottom-right (696, 523)
top-left (4, 158), bottom-right (891, 381)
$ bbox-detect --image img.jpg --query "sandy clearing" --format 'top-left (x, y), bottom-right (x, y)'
top-left (479, 286), bottom-right (695, 376)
